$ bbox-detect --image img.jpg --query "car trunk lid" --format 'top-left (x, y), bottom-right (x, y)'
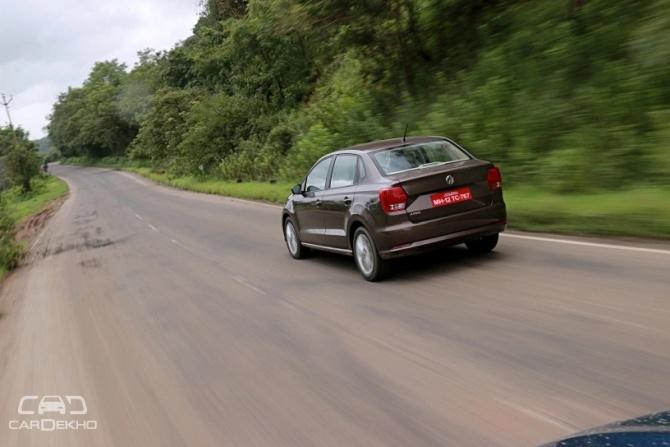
top-left (387, 159), bottom-right (494, 223)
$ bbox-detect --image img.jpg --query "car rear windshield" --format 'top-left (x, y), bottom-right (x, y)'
top-left (373, 141), bottom-right (470, 175)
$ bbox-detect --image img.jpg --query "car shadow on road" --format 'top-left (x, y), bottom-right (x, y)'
top-left (307, 245), bottom-right (509, 282)
top-left (388, 247), bottom-right (508, 282)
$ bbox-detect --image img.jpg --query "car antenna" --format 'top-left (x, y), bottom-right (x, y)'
top-left (402, 124), bottom-right (408, 143)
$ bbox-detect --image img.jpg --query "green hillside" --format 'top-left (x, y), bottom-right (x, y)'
top-left (48, 0), bottom-right (670, 193)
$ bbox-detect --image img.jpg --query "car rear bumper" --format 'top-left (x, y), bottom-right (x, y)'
top-left (376, 201), bottom-right (506, 259)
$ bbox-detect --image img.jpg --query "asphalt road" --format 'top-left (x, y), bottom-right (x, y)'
top-left (1, 164), bottom-right (669, 447)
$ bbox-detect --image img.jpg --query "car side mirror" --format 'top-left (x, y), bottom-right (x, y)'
top-left (291, 184), bottom-right (302, 195)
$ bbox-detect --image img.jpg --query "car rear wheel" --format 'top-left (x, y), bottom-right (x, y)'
top-left (465, 233), bottom-right (499, 254)
top-left (353, 227), bottom-right (388, 281)
top-left (284, 219), bottom-right (309, 259)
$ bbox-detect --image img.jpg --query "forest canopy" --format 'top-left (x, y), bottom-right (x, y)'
top-left (48, 0), bottom-right (670, 191)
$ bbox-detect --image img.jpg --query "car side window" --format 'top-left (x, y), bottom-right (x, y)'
top-left (305, 157), bottom-right (332, 192)
top-left (330, 155), bottom-right (358, 188)
top-left (357, 156), bottom-right (366, 182)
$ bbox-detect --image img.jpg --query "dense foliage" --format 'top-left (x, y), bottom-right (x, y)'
top-left (0, 126), bottom-right (41, 192)
top-left (0, 196), bottom-right (20, 272)
top-left (49, 0), bottom-right (670, 191)
top-left (0, 127), bottom-right (41, 272)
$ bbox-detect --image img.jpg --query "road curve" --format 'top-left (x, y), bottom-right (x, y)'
top-left (1, 165), bottom-right (669, 447)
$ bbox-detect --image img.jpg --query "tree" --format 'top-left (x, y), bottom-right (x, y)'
top-left (44, 0), bottom-right (670, 191)
top-left (0, 126), bottom-right (40, 192)
top-left (47, 87), bottom-right (86, 157)
top-left (199, 0), bottom-right (248, 23)
top-left (222, 2), bottom-right (312, 108)
top-left (177, 93), bottom-right (264, 173)
top-left (0, 126), bottom-right (32, 156)
top-left (5, 145), bottom-right (40, 192)
top-left (48, 60), bottom-right (136, 158)
top-left (129, 88), bottom-right (203, 166)
top-left (117, 49), bottom-right (166, 127)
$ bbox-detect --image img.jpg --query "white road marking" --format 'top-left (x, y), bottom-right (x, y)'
top-left (147, 224), bottom-right (159, 232)
top-left (502, 233), bottom-right (670, 255)
top-left (134, 213), bottom-right (143, 221)
top-left (165, 238), bottom-right (265, 296)
top-left (168, 237), bottom-right (195, 253)
top-left (577, 310), bottom-right (653, 332)
top-left (495, 398), bottom-right (579, 433)
top-left (169, 238), bottom-right (191, 250)
top-left (232, 275), bottom-right (267, 295)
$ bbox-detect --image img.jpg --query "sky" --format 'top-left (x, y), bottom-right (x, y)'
top-left (0, 0), bottom-right (200, 139)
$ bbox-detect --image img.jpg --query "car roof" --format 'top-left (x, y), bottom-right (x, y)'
top-left (333, 136), bottom-right (448, 155)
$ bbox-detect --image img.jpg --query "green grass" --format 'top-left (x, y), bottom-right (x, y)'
top-left (62, 157), bottom-right (670, 239)
top-left (126, 168), bottom-right (293, 203)
top-left (3, 176), bottom-right (69, 223)
top-left (0, 175), bottom-right (69, 280)
top-left (504, 187), bottom-right (670, 239)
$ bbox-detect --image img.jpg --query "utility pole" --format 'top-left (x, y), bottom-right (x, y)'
top-left (1, 93), bottom-right (15, 128)
top-left (1, 93), bottom-right (19, 147)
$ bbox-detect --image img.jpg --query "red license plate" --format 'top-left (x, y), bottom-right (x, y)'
top-left (430, 187), bottom-right (472, 208)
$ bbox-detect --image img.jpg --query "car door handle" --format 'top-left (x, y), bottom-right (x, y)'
top-left (343, 196), bottom-right (352, 206)
top-left (315, 199), bottom-right (322, 207)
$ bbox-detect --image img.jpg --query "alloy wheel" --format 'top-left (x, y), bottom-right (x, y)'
top-left (354, 233), bottom-right (375, 276)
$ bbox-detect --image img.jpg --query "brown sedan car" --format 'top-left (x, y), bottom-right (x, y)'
top-left (282, 136), bottom-right (507, 280)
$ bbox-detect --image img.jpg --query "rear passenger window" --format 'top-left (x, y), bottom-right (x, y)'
top-left (330, 155), bottom-right (358, 188)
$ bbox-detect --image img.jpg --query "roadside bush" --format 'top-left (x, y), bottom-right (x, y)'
top-left (644, 110), bottom-right (670, 184)
top-left (129, 88), bottom-right (203, 169)
top-left (540, 147), bottom-right (589, 193)
top-left (177, 93), bottom-right (265, 175)
top-left (5, 145), bottom-right (41, 193)
top-left (219, 138), bottom-right (282, 181)
top-left (1, 126), bottom-right (41, 192)
top-left (0, 198), bottom-right (20, 271)
top-left (220, 120), bottom-right (296, 181)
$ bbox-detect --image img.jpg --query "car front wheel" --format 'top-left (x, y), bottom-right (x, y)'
top-left (284, 219), bottom-right (309, 259)
top-left (353, 227), bottom-right (388, 281)
top-left (465, 233), bottom-right (499, 254)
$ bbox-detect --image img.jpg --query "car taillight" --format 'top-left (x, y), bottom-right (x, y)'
top-left (379, 186), bottom-right (408, 214)
top-left (487, 167), bottom-right (502, 190)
